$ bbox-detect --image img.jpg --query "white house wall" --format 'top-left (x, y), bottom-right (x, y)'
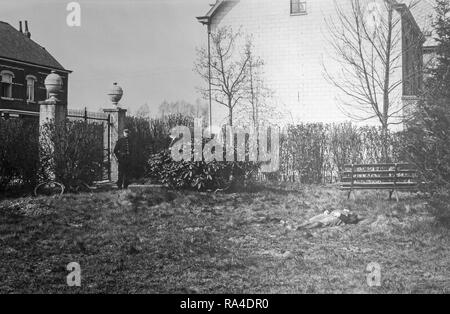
top-left (209, 0), bottom-right (416, 126)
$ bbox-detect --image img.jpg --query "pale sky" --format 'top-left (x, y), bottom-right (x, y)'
top-left (0, 0), bottom-right (212, 115)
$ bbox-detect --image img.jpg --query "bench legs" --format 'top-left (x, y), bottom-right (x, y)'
top-left (345, 189), bottom-right (400, 201)
top-left (389, 190), bottom-right (399, 202)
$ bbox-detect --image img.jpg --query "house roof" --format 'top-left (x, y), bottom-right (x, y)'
top-left (199, 0), bottom-right (438, 48)
top-left (397, 0), bottom-right (437, 47)
top-left (0, 21), bottom-right (70, 72)
top-left (406, 0), bottom-right (435, 30)
top-left (196, 0), bottom-right (225, 24)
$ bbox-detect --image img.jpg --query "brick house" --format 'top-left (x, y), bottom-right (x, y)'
top-left (0, 21), bottom-right (71, 118)
top-left (197, 0), bottom-right (436, 124)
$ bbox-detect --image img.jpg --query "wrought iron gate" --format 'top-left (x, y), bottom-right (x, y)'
top-left (67, 107), bottom-right (112, 182)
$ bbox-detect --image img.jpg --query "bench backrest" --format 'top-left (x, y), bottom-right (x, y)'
top-left (340, 163), bottom-right (418, 189)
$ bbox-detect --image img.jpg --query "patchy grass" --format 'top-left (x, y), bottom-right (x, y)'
top-left (0, 184), bottom-right (448, 293)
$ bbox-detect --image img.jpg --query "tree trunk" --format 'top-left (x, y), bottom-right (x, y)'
top-left (381, 123), bottom-right (389, 163)
top-left (228, 99), bottom-right (233, 126)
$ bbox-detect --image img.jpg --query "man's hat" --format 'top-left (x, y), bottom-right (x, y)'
top-left (123, 128), bottom-right (130, 132)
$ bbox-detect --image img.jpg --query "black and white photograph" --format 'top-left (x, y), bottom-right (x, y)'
top-left (0, 0), bottom-right (449, 299)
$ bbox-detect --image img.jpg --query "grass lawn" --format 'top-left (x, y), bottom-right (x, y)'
top-left (0, 184), bottom-right (448, 293)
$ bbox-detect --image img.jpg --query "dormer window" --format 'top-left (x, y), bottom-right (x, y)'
top-left (1, 70), bottom-right (14, 98)
top-left (26, 75), bottom-right (37, 102)
top-left (291, 0), bottom-right (307, 15)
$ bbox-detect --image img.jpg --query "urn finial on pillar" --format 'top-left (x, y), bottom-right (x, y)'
top-left (107, 82), bottom-right (123, 107)
top-left (44, 71), bottom-right (63, 100)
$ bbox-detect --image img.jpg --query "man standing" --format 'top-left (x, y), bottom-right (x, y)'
top-left (114, 128), bottom-right (131, 189)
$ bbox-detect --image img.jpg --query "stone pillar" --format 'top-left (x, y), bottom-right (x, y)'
top-left (38, 71), bottom-right (66, 180)
top-left (39, 97), bottom-right (66, 127)
top-left (103, 82), bottom-right (125, 183)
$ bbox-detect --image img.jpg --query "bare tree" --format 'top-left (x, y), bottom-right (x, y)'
top-left (236, 42), bottom-right (276, 129)
top-left (195, 27), bottom-right (251, 126)
top-left (135, 103), bottom-right (151, 118)
top-left (324, 0), bottom-right (422, 134)
top-left (158, 99), bottom-right (208, 119)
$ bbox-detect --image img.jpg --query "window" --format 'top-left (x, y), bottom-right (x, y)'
top-left (291, 0), bottom-right (307, 15)
top-left (1, 71), bottom-right (13, 98)
top-left (26, 75), bottom-right (36, 102)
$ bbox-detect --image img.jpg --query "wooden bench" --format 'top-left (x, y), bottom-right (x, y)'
top-left (340, 163), bottom-right (419, 201)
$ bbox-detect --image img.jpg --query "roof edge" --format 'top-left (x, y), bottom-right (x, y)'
top-left (196, 0), bottom-right (225, 24)
top-left (0, 56), bottom-right (72, 74)
top-left (392, 2), bottom-right (425, 42)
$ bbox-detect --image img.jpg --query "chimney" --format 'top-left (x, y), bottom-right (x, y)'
top-left (24, 20), bottom-right (31, 38)
top-left (19, 21), bottom-right (23, 33)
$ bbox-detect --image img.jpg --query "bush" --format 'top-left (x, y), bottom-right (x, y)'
top-left (404, 99), bottom-right (450, 189)
top-left (146, 150), bottom-right (260, 191)
top-left (428, 187), bottom-right (450, 227)
top-left (0, 118), bottom-right (39, 192)
top-left (40, 120), bottom-right (106, 187)
top-left (125, 114), bottom-right (194, 179)
top-left (1, 113), bottom-right (195, 193)
top-left (328, 122), bottom-right (362, 172)
top-left (277, 123), bottom-right (404, 184)
top-left (280, 123), bottom-right (327, 184)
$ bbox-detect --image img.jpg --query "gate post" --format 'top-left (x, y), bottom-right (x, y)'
top-left (38, 71), bottom-right (67, 180)
top-left (103, 82), bottom-right (126, 183)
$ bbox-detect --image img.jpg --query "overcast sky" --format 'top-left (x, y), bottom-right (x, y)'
top-left (0, 0), bottom-right (212, 115)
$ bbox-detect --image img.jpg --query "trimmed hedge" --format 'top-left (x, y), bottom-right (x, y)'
top-left (277, 123), bottom-right (405, 184)
top-left (0, 118), bottom-right (106, 194)
top-left (40, 120), bottom-right (106, 187)
top-left (0, 118), bottom-right (40, 192)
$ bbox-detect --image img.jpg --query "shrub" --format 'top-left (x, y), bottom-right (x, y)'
top-left (277, 123), bottom-right (404, 184)
top-left (404, 98), bottom-right (450, 189)
top-left (125, 114), bottom-right (194, 179)
top-left (284, 123), bottom-right (327, 184)
top-left (0, 118), bottom-right (40, 192)
top-left (428, 187), bottom-right (450, 227)
top-left (146, 150), bottom-right (260, 191)
top-left (328, 122), bottom-right (362, 172)
top-left (40, 120), bottom-right (106, 187)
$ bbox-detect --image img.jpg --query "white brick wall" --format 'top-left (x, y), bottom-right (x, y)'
top-left (208, 0), bottom-right (410, 125)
